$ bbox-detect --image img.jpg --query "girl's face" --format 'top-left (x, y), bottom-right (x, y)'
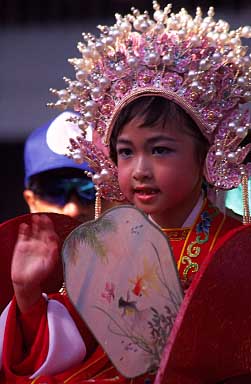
top-left (116, 116), bottom-right (203, 228)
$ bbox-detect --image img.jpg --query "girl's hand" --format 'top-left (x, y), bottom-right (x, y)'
top-left (11, 214), bottom-right (59, 312)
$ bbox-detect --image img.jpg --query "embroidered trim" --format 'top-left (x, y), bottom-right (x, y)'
top-left (91, 366), bottom-right (119, 379)
top-left (180, 202), bottom-right (219, 280)
top-left (30, 378), bottom-right (40, 384)
top-left (162, 228), bottom-right (189, 241)
top-left (209, 214), bottom-right (226, 253)
top-left (63, 351), bottom-right (107, 383)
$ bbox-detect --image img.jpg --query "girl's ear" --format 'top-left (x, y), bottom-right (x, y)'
top-left (23, 189), bottom-right (37, 212)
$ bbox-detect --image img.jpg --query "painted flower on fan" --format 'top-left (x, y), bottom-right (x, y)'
top-left (101, 281), bottom-right (115, 303)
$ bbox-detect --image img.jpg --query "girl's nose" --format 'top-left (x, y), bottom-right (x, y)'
top-left (132, 157), bottom-right (152, 181)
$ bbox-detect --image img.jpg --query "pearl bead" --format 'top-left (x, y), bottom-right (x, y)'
top-left (242, 56), bottom-right (251, 66)
top-left (199, 59), bottom-right (210, 70)
top-left (104, 36), bottom-right (114, 45)
top-left (115, 65), bottom-right (124, 76)
top-left (119, 21), bottom-right (131, 33)
top-left (154, 23), bottom-right (165, 33)
top-left (190, 36), bottom-right (200, 47)
top-left (76, 70), bottom-right (88, 81)
top-left (187, 70), bottom-right (197, 78)
top-left (145, 52), bottom-right (160, 66)
top-left (228, 121), bottom-right (237, 131)
top-left (110, 29), bottom-right (120, 38)
top-left (92, 173), bottom-right (103, 185)
top-left (78, 119), bottom-right (87, 130)
top-left (215, 150), bottom-right (224, 159)
top-left (85, 100), bottom-right (98, 111)
top-left (227, 152), bottom-right (236, 163)
top-left (99, 77), bottom-right (111, 89)
top-left (73, 153), bottom-right (84, 164)
top-left (100, 168), bottom-right (110, 180)
top-left (230, 37), bottom-right (239, 45)
top-left (219, 33), bottom-right (228, 42)
top-left (133, 19), bottom-right (141, 30)
top-left (162, 54), bottom-right (172, 65)
top-left (243, 91), bottom-right (251, 101)
top-left (178, 30), bottom-right (185, 39)
top-left (91, 87), bottom-right (103, 100)
top-left (82, 48), bottom-right (92, 57)
top-left (240, 166), bottom-right (246, 175)
top-left (128, 57), bottom-right (138, 67)
top-left (241, 26), bottom-right (251, 38)
top-left (84, 111), bottom-right (94, 122)
top-left (138, 21), bottom-right (150, 32)
top-left (236, 126), bottom-right (248, 138)
top-left (237, 76), bottom-right (246, 85)
top-left (227, 52), bottom-right (234, 59)
top-left (191, 81), bottom-right (200, 90)
top-left (153, 10), bottom-right (163, 22)
top-left (57, 89), bottom-right (68, 99)
top-left (212, 52), bottom-right (222, 62)
top-left (68, 95), bottom-right (78, 105)
top-left (55, 100), bottom-right (67, 109)
top-left (95, 41), bottom-right (105, 52)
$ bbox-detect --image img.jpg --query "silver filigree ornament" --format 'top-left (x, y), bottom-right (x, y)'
top-left (48, 2), bottom-right (251, 199)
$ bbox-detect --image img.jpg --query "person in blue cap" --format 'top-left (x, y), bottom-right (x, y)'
top-left (23, 111), bottom-right (97, 222)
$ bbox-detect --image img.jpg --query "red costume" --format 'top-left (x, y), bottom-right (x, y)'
top-left (1, 199), bottom-right (251, 383)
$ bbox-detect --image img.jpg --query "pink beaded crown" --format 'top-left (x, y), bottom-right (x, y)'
top-left (49, 2), bottom-right (251, 201)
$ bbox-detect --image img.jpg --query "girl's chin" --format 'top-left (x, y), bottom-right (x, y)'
top-left (133, 202), bottom-right (159, 216)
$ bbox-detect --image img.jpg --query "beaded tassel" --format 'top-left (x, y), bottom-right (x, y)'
top-left (242, 174), bottom-right (251, 225)
top-left (95, 189), bottom-right (102, 219)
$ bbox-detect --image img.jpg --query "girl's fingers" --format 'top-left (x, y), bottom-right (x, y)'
top-left (17, 222), bottom-right (31, 241)
top-left (31, 214), bottom-right (59, 243)
top-left (31, 214), bottom-right (42, 238)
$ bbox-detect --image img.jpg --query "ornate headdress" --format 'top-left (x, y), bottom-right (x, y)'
top-left (49, 2), bottom-right (251, 221)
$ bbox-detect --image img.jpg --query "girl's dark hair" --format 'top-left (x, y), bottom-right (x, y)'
top-left (109, 96), bottom-right (209, 165)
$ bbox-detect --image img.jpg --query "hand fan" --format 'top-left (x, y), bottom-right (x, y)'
top-left (62, 205), bottom-right (183, 378)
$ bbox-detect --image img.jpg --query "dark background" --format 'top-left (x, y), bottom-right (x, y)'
top-left (1, 0), bottom-right (250, 24)
top-left (0, 0), bottom-right (251, 222)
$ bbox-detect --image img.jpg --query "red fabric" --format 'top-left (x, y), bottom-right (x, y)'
top-left (0, 203), bottom-right (249, 383)
top-left (19, 296), bottom-right (47, 349)
top-left (2, 296), bottom-right (49, 380)
top-left (156, 224), bottom-right (251, 384)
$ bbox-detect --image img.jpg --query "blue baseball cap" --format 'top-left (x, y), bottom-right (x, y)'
top-left (24, 111), bottom-right (93, 187)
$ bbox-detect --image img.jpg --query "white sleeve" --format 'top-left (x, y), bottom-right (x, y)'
top-left (0, 303), bottom-right (11, 370)
top-left (0, 296), bottom-right (86, 378)
top-left (30, 296), bottom-right (86, 378)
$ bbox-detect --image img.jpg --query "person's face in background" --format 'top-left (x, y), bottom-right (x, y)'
top-left (23, 168), bottom-right (97, 222)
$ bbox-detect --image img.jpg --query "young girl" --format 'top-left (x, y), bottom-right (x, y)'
top-left (1, 3), bottom-right (251, 383)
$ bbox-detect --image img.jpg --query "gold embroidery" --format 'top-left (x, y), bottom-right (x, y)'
top-left (181, 233), bottom-right (208, 278)
top-left (181, 202), bottom-right (220, 280)
top-left (63, 351), bottom-right (107, 383)
top-left (209, 214), bottom-right (226, 253)
top-left (30, 378), bottom-right (40, 384)
top-left (162, 228), bottom-right (189, 241)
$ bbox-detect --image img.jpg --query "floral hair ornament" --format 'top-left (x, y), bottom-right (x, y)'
top-left (48, 2), bottom-right (251, 222)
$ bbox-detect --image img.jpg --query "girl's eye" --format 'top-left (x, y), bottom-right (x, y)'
top-left (152, 146), bottom-right (172, 155)
top-left (117, 148), bottom-right (133, 158)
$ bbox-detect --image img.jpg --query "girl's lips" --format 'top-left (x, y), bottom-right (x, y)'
top-left (134, 186), bottom-right (159, 194)
top-left (133, 188), bottom-right (159, 203)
